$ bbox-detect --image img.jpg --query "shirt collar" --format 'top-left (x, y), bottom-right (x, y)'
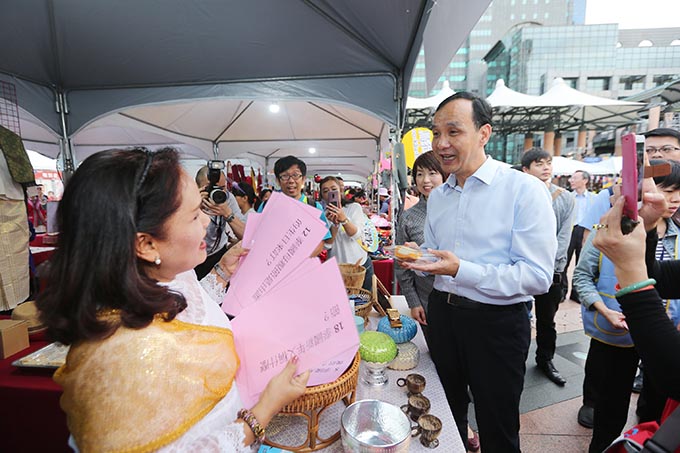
top-left (444, 155), bottom-right (498, 190)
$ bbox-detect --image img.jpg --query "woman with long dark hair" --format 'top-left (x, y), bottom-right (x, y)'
top-left (37, 148), bottom-right (308, 452)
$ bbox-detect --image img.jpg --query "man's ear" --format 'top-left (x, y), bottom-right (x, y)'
top-left (479, 123), bottom-right (492, 147)
top-left (135, 232), bottom-right (157, 264)
top-left (522, 167), bottom-right (529, 173)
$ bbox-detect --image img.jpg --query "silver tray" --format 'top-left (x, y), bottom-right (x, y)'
top-left (12, 342), bottom-right (69, 369)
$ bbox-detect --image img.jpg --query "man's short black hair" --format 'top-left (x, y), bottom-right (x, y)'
top-left (274, 155), bottom-right (307, 178)
top-left (651, 159), bottom-right (680, 190)
top-left (644, 128), bottom-right (680, 144)
top-left (436, 92), bottom-right (493, 130)
top-left (521, 148), bottom-right (551, 169)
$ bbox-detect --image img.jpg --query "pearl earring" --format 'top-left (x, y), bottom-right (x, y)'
top-left (154, 257), bottom-right (161, 266)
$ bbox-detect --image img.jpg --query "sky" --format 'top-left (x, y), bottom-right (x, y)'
top-left (585, 0), bottom-right (680, 29)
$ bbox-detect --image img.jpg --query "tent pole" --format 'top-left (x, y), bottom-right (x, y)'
top-left (56, 91), bottom-right (75, 182)
top-left (212, 142), bottom-right (219, 160)
top-left (264, 157), bottom-right (270, 187)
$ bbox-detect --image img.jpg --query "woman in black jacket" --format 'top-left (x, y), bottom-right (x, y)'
top-left (592, 194), bottom-right (680, 450)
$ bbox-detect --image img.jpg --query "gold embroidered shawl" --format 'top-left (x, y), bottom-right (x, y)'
top-left (54, 317), bottom-right (239, 453)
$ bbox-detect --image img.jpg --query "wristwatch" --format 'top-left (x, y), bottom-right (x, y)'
top-left (339, 218), bottom-right (349, 225)
top-left (225, 213), bottom-right (235, 223)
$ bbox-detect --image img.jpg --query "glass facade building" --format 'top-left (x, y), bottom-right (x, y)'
top-left (483, 24), bottom-right (680, 163)
top-left (408, 0), bottom-right (581, 97)
top-left (485, 24), bottom-right (680, 98)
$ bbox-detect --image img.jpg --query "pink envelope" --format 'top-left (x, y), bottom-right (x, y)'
top-left (222, 192), bottom-right (328, 315)
top-left (231, 257), bottom-right (359, 406)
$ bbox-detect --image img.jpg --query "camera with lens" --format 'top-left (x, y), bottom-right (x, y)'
top-left (206, 160), bottom-right (227, 204)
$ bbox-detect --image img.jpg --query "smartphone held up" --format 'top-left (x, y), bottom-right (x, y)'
top-left (620, 133), bottom-right (671, 234)
top-left (328, 190), bottom-right (340, 208)
top-left (619, 133), bottom-right (644, 234)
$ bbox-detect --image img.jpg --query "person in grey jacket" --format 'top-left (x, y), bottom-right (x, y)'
top-left (522, 148), bottom-right (575, 386)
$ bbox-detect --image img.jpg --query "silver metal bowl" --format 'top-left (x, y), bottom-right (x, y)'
top-left (341, 399), bottom-right (412, 452)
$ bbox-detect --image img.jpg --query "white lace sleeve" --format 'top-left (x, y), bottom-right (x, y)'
top-left (199, 271), bottom-right (228, 304)
top-left (157, 423), bottom-right (252, 453)
top-left (157, 390), bottom-right (254, 453)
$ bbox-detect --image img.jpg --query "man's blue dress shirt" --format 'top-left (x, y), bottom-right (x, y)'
top-left (423, 157), bottom-right (557, 305)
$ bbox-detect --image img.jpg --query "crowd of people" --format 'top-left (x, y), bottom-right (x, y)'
top-left (1, 92), bottom-right (678, 452)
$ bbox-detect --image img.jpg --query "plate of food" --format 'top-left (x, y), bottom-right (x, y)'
top-left (383, 245), bottom-right (439, 265)
top-left (12, 342), bottom-right (69, 369)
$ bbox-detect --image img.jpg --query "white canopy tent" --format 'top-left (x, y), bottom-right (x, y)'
top-left (538, 78), bottom-right (644, 131)
top-left (486, 78), bottom-right (645, 135)
top-left (587, 156), bottom-right (622, 175)
top-left (405, 80), bottom-right (455, 110)
top-left (487, 79), bottom-right (545, 108)
top-left (0, 0), bottom-right (491, 181)
top-left (27, 150), bottom-right (57, 171)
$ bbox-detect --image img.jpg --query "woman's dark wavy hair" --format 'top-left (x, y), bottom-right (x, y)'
top-left (37, 148), bottom-right (187, 345)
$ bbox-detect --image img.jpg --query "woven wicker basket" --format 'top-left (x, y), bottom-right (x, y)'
top-left (339, 263), bottom-right (366, 288)
top-left (280, 352), bottom-right (360, 413)
top-left (347, 287), bottom-right (374, 319)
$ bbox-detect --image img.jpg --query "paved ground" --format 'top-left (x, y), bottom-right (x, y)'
top-left (468, 263), bottom-right (642, 452)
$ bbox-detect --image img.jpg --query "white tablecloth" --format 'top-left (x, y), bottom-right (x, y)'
top-left (264, 296), bottom-right (465, 452)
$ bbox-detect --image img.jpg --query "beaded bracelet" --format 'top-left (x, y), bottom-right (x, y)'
top-left (614, 279), bottom-right (656, 298)
top-left (237, 408), bottom-right (265, 445)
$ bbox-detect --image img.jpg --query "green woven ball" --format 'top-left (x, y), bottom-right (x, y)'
top-left (359, 331), bottom-right (398, 363)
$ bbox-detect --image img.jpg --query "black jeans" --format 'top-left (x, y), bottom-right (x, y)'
top-left (534, 281), bottom-right (562, 363)
top-left (360, 257), bottom-right (375, 292)
top-left (637, 367), bottom-right (668, 423)
top-left (585, 339), bottom-right (639, 453)
top-left (428, 289), bottom-right (530, 453)
top-left (564, 225), bottom-right (586, 300)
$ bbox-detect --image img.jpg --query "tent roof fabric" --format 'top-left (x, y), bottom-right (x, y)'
top-left (487, 79), bottom-right (545, 108)
top-left (0, 0), bottom-right (491, 177)
top-left (0, 0), bottom-right (489, 133)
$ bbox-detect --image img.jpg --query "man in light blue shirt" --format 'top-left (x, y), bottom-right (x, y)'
top-left (403, 92), bottom-right (556, 452)
top-left (564, 170), bottom-right (595, 303)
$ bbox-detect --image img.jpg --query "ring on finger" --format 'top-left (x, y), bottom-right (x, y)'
top-left (592, 223), bottom-right (609, 230)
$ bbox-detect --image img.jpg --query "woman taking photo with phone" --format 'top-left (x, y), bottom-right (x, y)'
top-left (37, 148), bottom-right (309, 452)
top-left (319, 176), bottom-right (374, 290)
top-left (591, 187), bottom-right (680, 452)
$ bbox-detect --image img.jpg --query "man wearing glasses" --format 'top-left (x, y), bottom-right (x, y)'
top-left (263, 155), bottom-right (332, 256)
top-left (644, 128), bottom-right (680, 161)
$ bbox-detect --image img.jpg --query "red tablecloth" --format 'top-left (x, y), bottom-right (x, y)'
top-left (30, 233), bottom-right (59, 248)
top-left (373, 258), bottom-right (399, 294)
top-left (31, 247), bottom-right (55, 268)
top-left (0, 334), bottom-right (69, 452)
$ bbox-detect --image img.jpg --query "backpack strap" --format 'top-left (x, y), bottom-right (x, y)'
top-left (640, 405), bottom-right (680, 453)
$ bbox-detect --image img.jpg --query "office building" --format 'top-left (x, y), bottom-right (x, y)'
top-left (408, 0), bottom-right (582, 97)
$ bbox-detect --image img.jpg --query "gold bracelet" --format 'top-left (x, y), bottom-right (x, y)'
top-left (237, 408), bottom-right (265, 444)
